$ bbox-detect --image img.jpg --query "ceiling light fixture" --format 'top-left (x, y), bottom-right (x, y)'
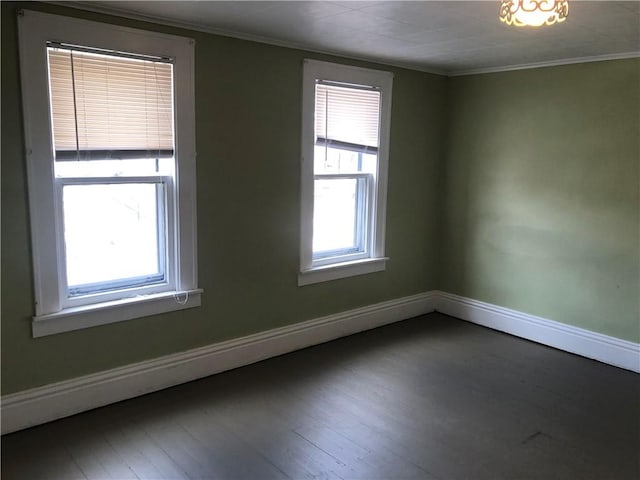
top-left (499, 0), bottom-right (569, 27)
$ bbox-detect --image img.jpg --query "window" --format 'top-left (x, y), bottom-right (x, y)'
top-left (299, 60), bottom-right (393, 286)
top-left (18, 10), bottom-right (200, 337)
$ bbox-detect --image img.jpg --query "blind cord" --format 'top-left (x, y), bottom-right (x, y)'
top-left (69, 50), bottom-right (80, 161)
top-left (323, 87), bottom-right (328, 167)
top-left (174, 291), bottom-right (189, 305)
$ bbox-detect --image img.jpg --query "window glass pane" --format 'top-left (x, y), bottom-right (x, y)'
top-left (314, 146), bottom-right (376, 174)
top-left (313, 178), bottom-right (361, 255)
top-left (63, 183), bottom-right (164, 292)
top-left (55, 157), bottom-right (173, 178)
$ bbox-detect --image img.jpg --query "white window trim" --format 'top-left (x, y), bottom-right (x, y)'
top-left (299, 59), bottom-right (393, 286)
top-left (311, 172), bottom-right (372, 266)
top-left (54, 176), bottom-right (176, 308)
top-left (18, 10), bottom-right (200, 336)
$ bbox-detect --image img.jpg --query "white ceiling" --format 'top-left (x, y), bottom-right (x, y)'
top-left (68, 1), bottom-right (640, 75)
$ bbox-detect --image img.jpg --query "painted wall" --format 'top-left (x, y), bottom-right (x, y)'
top-left (2, 1), bottom-right (637, 398)
top-left (1, 2), bottom-right (446, 394)
top-left (441, 59), bottom-right (640, 342)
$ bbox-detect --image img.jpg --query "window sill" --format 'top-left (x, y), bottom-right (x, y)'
top-left (298, 258), bottom-right (388, 286)
top-left (32, 289), bottom-right (203, 338)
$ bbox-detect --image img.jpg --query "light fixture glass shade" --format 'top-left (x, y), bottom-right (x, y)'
top-left (499, 0), bottom-right (569, 27)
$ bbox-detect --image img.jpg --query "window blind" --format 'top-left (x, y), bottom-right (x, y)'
top-left (47, 46), bottom-right (174, 161)
top-left (315, 83), bottom-right (380, 150)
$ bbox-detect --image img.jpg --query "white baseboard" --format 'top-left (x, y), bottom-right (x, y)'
top-left (435, 291), bottom-right (640, 374)
top-left (4, 290), bottom-right (638, 435)
top-left (0, 291), bottom-right (437, 435)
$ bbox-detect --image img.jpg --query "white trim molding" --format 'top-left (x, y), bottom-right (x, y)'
top-left (450, 52), bottom-right (640, 77)
top-left (298, 258), bottom-right (387, 286)
top-left (3, 290), bottom-right (638, 435)
top-left (17, 10), bottom-right (200, 337)
top-left (52, 1), bottom-right (448, 76)
top-left (298, 59), bottom-right (393, 285)
top-left (55, 2), bottom-right (639, 77)
top-left (435, 291), bottom-right (640, 374)
top-left (32, 289), bottom-right (203, 338)
top-left (1, 292), bottom-right (437, 435)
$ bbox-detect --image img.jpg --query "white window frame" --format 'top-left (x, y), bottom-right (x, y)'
top-left (54, 175), bottom-right (175, 307)
top-left (299, 59), bottom-right (393, 286)
top-left (311, 173), bottom-right (372, 265)
top-left (18, 10), bottom-right (201, 337)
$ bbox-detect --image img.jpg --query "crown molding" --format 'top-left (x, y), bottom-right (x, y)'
top-left (44, 1), bottom-right (449, 76)
top-left (43, 2), bottom-right (640, 78)
top-left (450, 52), bottom-right (640, 77)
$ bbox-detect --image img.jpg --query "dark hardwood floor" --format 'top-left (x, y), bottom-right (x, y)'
top-left (2, 313), bottom-right (639, 480)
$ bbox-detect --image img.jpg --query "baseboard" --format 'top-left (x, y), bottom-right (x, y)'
top-left (1, 291), bottom-right (437, 435)
top-left (4, 290), bottom-right (638, 434)
top-left (435, 291), bottom-right (640, 373)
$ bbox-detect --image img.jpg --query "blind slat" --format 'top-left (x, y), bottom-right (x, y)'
top-left (315, 83), bottom-right (380, 148)
top-left (47, 48), bottom-right (174, 159)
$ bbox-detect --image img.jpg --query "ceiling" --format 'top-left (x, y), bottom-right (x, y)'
top-left (67, 1), bottom-right (639, 75)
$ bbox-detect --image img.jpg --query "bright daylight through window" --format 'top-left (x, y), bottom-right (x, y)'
top-left (299, 60), bottom-right (393, 286)
top-left (49, 46), bottom-right (175, 298)
top-left (18, 11), bottom-right (199, 337)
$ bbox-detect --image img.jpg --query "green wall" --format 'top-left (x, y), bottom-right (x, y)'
top-left (2, 2), bottom-right (638, 397)
top-left (1, 2), bottom-right (445, 394)
top-left (441, 60), bottom-right (640, 342)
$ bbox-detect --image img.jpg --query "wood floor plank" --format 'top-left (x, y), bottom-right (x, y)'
top-left (100, 421), bottom-right (174, 480)
top-left (2, 434), bottom-right (85, 480)
top-left (204, 398), bottom-right (348, 479)
top-left (294, 424), bottom-right (434, 480)
top-left (110, 420), bottom-right (191, 480)
top-left (2, 313), bottom-right (639, 480)
top-left (176, 408), bottom-right (290, 480)
top-left (137, 418), bottom-right (220, 479)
